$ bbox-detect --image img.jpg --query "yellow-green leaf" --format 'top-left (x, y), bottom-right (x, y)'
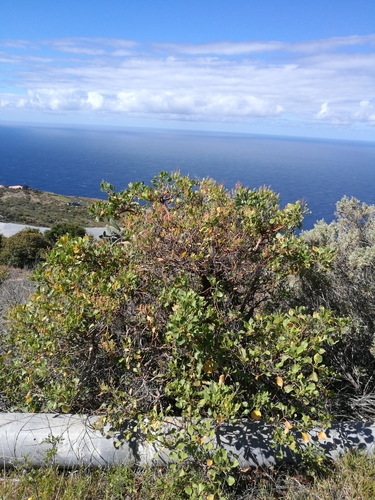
top-left (314, 353), bottom-right (323, 365)
top-left (289, 440), bottom-right (296, 451)
top-left (184, 486), bottom-right (193, 496)
top-left (226, 475), bottom-right (235, 486)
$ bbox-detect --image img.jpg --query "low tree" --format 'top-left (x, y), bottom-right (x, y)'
top-left (1, 172), bottom-right (346, 496)
top-left (0, 228), bottom-right (50, 268)
top-left (44, 222), bottom-right (86, 244)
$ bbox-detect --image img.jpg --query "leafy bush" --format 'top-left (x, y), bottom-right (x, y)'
top-left (44, 222), bottom-right (86, 244)
top-left (0, 266), bottom-right (35, 411)
top-left (1, 172), bottom-right (347, 498)
top-left (0, 228), bottom-right (50, 268)
top-left (301, 197), bottom-right (375, 419)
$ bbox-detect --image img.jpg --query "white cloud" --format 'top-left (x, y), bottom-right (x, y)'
top-left (0, 39), bottom-right (36, 49)
top-left (114, 90), bottom-right (282, 118)
top-left (353, 100), bottom-right (375, 124)
top-left (315, 102), bottom-right (348, 125)
top-left (87, 91), bottom-right (104, 109)
top-left (24, 89), bottom-right (87, 111)
top-left (47, 37), bottom-right (139, 55)
top-left (152, 41), bottom-right (286, 55)
top-left (315, 99), bottom-right (375, 126)
top-left (0, 35), bottom-right (374, 131)
top-left (316, 102), bottom-right (330, 118)
top-left (153, 34), bottom-right (375, 56)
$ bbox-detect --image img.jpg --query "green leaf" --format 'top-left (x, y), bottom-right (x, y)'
top-left (184, 486), bottom-right (193, 496)
top-left (314, 353), bottom-right (323, 365)
top-left (197, 483), bottom-right (204, 494)
top-left (227, 475), bottom-right (235, 486)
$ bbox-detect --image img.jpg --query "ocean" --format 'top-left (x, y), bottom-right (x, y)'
top-left (1, 123), bottom-right (374, 230)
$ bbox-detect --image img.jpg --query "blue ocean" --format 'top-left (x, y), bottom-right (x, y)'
top-left (0, 123), bottom-right (374, 230)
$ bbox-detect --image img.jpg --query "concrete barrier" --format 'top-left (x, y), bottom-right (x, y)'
top-left (0, 413), bottom-right (374, 468)
top-left (0, 223), bottom-right (104, 238)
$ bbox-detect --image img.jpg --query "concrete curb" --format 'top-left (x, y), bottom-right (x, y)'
top-left (1, 413), bottom-right (375, 469)
top-left (0, 223), bottom-right (104, 238)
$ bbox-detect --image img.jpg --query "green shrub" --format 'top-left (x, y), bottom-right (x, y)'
top-left (44, 222), bottom-right (86, 244)
top-left (301, 197), bottom-right (375, 419)
top-left (1, 172), bottom-right (347, 498)
top-left (0, 228), bottom-right (50, 268)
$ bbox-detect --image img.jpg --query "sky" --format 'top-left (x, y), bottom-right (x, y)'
top-left (0, 0), bottom-right (374, 141)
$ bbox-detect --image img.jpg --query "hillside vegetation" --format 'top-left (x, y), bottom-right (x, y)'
top-left (2, 172), bottom-right (375, 498)
top-left (0, 186), bottom-right (104, 227)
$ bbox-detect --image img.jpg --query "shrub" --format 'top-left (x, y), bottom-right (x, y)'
top-left (301, 196), bottom-right (375, 419)
top-left (0, 228), bottom-right (50, 268)
top-left (1, 172), bottom-right (347, 497)
top-left (44, 222), bottom-right (86, 244)
top-left (0, 266), bottom-right (35, 410)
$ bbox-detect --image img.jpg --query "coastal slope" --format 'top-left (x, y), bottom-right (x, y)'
top-left (0, 186), bottom-right (104, 227)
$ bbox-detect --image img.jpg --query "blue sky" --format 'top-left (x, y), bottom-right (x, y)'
top-left (1, 0), bottom-right (374, 140)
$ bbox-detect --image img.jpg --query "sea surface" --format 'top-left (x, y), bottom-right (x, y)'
top-left (0, 123), bottom-right (374, 230)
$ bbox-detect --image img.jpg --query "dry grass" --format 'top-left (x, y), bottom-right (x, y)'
top-left (0, 452), bottom-right (374, 500)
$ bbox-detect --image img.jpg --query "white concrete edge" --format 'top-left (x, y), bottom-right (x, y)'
top-left (0, 223), bottom-right (104, 238)
top-left (0, 413), bottom-right (374, 469)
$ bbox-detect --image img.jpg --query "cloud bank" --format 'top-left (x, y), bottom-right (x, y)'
top-left (0, 35), bottom-right (374, 130)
